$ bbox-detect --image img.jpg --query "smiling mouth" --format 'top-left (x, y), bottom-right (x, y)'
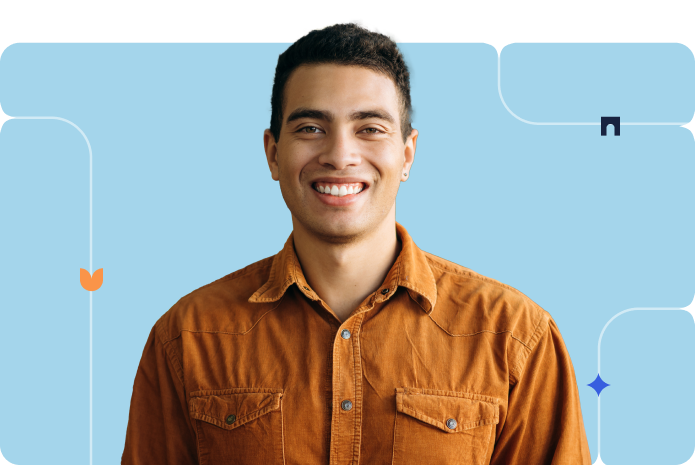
top-left (312, 182), bottom-right (367, 197)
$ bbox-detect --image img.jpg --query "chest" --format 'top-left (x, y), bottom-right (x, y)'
top-left (179, 302), bottom-right (510, 465)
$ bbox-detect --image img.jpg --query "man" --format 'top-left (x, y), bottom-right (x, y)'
top-left (122, 23), bottom-right (592, 464)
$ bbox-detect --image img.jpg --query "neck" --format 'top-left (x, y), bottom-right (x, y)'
top-left (291, 209), bottom-right (401, 323)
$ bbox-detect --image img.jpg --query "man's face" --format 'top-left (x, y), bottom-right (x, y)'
top-left (264, 63), bottom-right (417, 243)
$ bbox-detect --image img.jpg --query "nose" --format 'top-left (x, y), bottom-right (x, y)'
top-left (317, 127), bottom-right (362, 171)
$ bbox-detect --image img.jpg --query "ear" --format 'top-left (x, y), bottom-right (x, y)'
top-left (401, 128), bottom-right (418, 181)
top-left (264, 129), bottom-right (280, 181)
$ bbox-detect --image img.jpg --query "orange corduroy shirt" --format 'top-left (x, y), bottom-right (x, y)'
top-left (122, 222), bottom-right (592, 465)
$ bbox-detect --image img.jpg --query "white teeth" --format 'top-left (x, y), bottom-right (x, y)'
top-left (314, 182), bottom-right (365, 196)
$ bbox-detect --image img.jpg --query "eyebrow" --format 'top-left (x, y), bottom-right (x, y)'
top-left (285, 107), bottom-right (396, 126)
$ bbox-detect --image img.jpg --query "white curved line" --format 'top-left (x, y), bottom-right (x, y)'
top-left (497, 52), bottom-right (690, 127)
top-left (4, 116), bottom-right (94, 465)
top-left (594, 297), bottom-right (695, 458)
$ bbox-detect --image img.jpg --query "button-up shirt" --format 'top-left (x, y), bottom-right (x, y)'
top-left (122, 222), bottom-right (592, 464)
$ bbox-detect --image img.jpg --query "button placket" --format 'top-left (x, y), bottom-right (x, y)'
top-left (329, 313), bottom-right (366, 464)
top-left (334, 323), bottom-right (356, 417)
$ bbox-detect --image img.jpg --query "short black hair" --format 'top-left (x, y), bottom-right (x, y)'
top-left (269, 23), bottom-right (413, 144)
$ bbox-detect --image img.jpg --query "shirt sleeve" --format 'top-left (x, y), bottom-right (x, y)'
top-left (489, 316), bottom-right (592, 465)
top-left (122, 323), bottom-right (198, 465)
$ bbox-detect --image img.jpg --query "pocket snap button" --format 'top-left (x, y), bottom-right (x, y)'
top-left (226, 414), bottom-right (236, 425)
top-left (446, 418), bottom-right (457, 429)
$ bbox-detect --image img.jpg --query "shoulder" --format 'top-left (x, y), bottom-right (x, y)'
top-left (423, 251), bottom-right (550, 350)
top-left (154, 255), bottom-right (278, 343)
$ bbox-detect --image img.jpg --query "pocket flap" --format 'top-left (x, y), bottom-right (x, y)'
top-left (189, 388), bottom-right (283, 430)
top-left (395, 387), bottom-right (499, 433)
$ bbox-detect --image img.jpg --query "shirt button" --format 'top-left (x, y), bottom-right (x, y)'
top-left (341, 399), bottom-right (353, 411)
top-left (341, 329), bottom-right (351, 339)
top-left (226, 414), bottom-right (236, 425)
top-left (303, 286), bottom-right (310, 291)
top-left (381, 288), bottom-right (389, 295)
top-left (446, 418), bottom-right (457, 429)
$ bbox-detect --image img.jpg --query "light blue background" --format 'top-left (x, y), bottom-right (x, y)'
top-left (0, 43), bottom-right (694, 464)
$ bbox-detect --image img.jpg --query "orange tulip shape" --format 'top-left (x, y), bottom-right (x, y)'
top-left (80, 268), bottom-right (103, 291)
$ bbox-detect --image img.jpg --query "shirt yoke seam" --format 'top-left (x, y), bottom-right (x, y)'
top-left (159, 296), bottom-right (285, 343)
top-left (423, 254), bottom-right (550, 386)
top-left (424, 258), bottom-right (548, 350)
top-left (426, 313), bottom-right (533, 350)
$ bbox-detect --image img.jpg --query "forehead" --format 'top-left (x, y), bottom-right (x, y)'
top-left (283, 64), bottom-right (400, 119)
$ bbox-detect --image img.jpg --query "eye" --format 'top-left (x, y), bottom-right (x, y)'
top-left (362, 128), bottom-right (383, 134)
top-left (299, 126), bottom-right (323, 134)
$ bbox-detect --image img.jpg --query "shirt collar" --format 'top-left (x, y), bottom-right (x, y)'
top-left (248, 222), bottom-right (437, 314)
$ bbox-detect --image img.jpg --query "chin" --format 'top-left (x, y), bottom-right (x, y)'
top-left (299, 216), bottom-right (368, 244)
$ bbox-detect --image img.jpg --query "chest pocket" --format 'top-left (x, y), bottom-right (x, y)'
top-left (188, 388), bottom-right (285, 465)
top-left (392, 387), bottom-right (500, 465)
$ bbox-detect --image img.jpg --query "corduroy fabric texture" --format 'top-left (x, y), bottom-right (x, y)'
top-left (122, 222), bottom-right (591, 465)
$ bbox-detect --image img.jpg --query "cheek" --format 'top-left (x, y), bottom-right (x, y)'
top-left (279, 146), bottom-right (314, 176)
top-left (277, 158), bottom-right (302, 181)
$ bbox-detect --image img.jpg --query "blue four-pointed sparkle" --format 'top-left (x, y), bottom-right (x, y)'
top-left (588, 373), bottom-right (610, 396)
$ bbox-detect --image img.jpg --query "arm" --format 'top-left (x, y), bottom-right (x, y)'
top-left (122, 324), bottom-right (198, 465)
top-left (490, 316), bottom-right (592, 465)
